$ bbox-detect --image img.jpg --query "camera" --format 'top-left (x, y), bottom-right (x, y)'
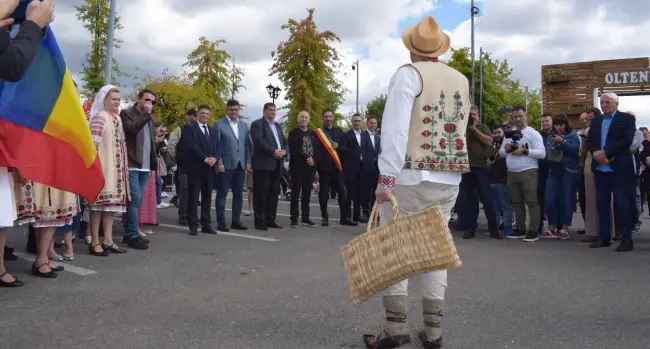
top-left (501, 122), bottom-right (528, 153)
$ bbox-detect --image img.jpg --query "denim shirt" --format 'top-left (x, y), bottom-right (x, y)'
top-left (549, 131), bottom-right (580, 172)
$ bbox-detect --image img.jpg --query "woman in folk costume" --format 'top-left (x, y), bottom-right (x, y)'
top-left (15, 182), bottom-right (80, 278)
top-left (0, 168), bottom-right (23, 287)
top-left (86, 85), bottom-right (129, 256)
top-left (363, 17), bottom-right (470, 349)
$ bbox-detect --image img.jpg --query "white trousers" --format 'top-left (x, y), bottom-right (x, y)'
top-left (381, 182), bottom-right (459, 300)
top-left (0, 167), bottom-right (17, 228)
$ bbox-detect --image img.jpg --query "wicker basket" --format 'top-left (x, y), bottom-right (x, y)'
top-left (340, 196), bottom-right (462, 304)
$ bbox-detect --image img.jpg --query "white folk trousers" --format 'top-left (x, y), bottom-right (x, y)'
top-left (380, 182), bottom-right (459, 300)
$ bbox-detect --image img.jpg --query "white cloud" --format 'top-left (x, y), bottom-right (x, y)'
top-left (51, 0), bottom-right (650, 126)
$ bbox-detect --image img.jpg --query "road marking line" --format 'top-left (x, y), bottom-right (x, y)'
top-left (13, 252), bottom-right (98, 276)
top-left (155, 223), bottom-right (279, 242)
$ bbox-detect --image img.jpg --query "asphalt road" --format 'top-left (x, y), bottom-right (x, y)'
top-left (2, 193), bottom-right (650, 349)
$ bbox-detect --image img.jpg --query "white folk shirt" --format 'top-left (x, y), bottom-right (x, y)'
top-left (497, 126), bottom-right (545, 172)
top-left (378, 65), bottom-right (461, 186)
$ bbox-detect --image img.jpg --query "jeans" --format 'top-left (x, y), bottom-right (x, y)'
top-left (155, 176), bottom-right (163, 205)
top-left (545, 168), bottom-right (580, 227)
top-left (490, 183), bottom-right (513, 233)
top-left (126, 170), bottom-right (150, 237)
top-left (216, 166), bottom-right (245, 224)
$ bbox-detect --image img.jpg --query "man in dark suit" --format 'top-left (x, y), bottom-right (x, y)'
top-left (313, 109), bottom-right (357, 227)
top-left (342, 113), bottom-right (369, 223)
top-left (587, 93), bottom-right (637, 251)
top-left (213, 100), bottom-right (251, 232)
top-left (181, 104), bottom-right (220, 236)
top-left (250, 103), bottom-right (288, 230)
top-left (364, 116), bottom-right (381, 217)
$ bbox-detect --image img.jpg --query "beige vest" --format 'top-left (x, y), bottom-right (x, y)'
top-left (89, 111), bottom-right (130, 206)
top-left (403, 61), bottom-right (471, 173)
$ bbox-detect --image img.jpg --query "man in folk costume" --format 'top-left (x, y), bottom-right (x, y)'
top-left (365, 17), bottom-right (470, 349)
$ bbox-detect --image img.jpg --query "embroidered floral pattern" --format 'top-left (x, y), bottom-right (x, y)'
top-left (378, 175), bottom-right (396, 189)
top-left (403, 89), bottom-right (470, 172)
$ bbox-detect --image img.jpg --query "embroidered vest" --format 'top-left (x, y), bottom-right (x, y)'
top-left (89, 111), bottom-right (130, 206)
top-left (403, 61), bottom-right (471, 173)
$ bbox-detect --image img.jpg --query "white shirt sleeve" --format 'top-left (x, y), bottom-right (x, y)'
top-left (631, 129), bottom-right (643, 151)
top-left (527, 129), bottom-right (546, 160)
top-left (377, 65), bottom-right (421, 187)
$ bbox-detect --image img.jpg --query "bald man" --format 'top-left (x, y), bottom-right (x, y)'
top-left (287, 111), bottom-right (317, 227)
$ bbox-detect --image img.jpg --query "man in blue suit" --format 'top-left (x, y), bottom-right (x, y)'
top-left (587, 93), bottom-right (638, 252)
top-left (213, 100), bottom-right (252, 232)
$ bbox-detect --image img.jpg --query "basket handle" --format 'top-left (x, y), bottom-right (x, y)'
top-left (366, 195), bottom-right (399, 233)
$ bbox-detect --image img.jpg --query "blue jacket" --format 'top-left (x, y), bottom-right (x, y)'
top-left (548, 131), bottom-right (580, 172)
top-left (213, 117), bottom-right (252, 170)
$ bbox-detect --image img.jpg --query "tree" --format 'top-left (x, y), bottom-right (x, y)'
top-left (269, 8), bottom-right (347, 131)
top-left (131, 69), bottom-right (216, 129)
top-left (183, 36), bottom-right (232, 116)
top-left (228, 59), bottom-right (246, 100)
top-left (445, 47), bottom-right (541, 128)
top-left (75, 0), bottom-right (125, 96)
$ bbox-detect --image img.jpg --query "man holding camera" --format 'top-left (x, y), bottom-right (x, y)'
top-left (498, 106), bottom-right (546, 242)
top-left (458, 105), bottom-right (502, 240)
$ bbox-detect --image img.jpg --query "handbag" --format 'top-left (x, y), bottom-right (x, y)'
top-left (156, 155), bottom-right (168, 176)
top-left (340, 196), bottom-right (462, 304)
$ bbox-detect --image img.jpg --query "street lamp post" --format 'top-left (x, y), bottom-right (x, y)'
top-left (352, 60), bottom-right (359, 113)
top-left (470, 0), bottom-right (480, 104)
top-left (266, 84), bottom-right (281, 104)
top-left (104, 0), bottom-right (117, 85)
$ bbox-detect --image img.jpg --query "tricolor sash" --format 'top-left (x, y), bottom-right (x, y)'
top-left (314, 128), bottom-right (342, 172)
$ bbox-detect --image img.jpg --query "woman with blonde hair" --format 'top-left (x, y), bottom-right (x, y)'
top-left (85, 85), bottom-right (129, 256)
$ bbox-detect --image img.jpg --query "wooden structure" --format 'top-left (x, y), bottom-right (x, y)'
top-left (542, 57), bottom-right (650, 128)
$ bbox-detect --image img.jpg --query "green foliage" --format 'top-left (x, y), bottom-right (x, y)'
top-left (183, 36), bottom-right (232, 112)
top-left (228, 59), bottom-right (246, 100)
top-left (75, 0), bottom-right (126, 96)
top-left (130, 69), bottom-right (218, 129)
top-left (364, 94), bottom-right (387, 133)
top-left (269, 8), bottom-right (347, 131)
top-left (445, 47), bottom-right (541, 128)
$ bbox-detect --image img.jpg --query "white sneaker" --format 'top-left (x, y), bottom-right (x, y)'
top-left (157, 203), bottom-right (170, 209)
top-left (161, 192), bottom-right (169, 198)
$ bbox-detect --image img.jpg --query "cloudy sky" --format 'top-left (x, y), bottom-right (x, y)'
top-left (52, 0), bottom-right (650, 125)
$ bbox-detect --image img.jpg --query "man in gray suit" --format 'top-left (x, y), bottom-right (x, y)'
top-left (213, 100), bottom-right (252, 231)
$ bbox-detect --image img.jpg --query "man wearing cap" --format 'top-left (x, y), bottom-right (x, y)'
top-left (363, 16), bottom-right (470, 349)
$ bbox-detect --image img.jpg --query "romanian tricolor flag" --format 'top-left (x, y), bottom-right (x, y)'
top-left (314, 128), bottom-right (342, 172)
top-left (0, 26), bottom-right (104, 201)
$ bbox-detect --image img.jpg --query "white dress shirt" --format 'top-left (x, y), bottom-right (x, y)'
top-left (198, 122), bottom-right (209, 136)
top-left (266, 118), bottom-right (281, 149)
top-left (229, 117), bottom-right (239, 139)
top-left (354, 129), bottom-right (362, 160)
top-left (378, 65), bottom-right (462, 186)
top-left (367, 130), bottom-right (376, 149)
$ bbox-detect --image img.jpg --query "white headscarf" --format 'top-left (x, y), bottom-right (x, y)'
top-left (88, 84), bottom-right (119, 125)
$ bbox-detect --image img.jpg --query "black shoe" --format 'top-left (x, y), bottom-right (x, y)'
top-left (0, 272), bottom-right (24, 287)
top-left (522, 231), bottom-right (539, 242)
top-left (3, 252), bottom-right (18, 261)
top-left (301, 218), bottom-right (316, 227)
top-left (217, 223), bottom-right (230, 232)
top-left (255, 224), bottom-right (268, 231)
top-left (102, 243), bottom-right (127, 254)
top-left (201, 226), bottom-right (217, 234)
top-left (418, 331), bottom-right (442, 349)
top-left (31, 262), bottom-right (57, 278)
top-left (126, 236), bottom-right (150, 250)
top-left (577, 229), bottom-right (586, 235)
top-left (189, 230), bottom-right (198, 236)
top-left (321, 218), bottom-right (329, 226)
top-left (290, 220), bottom-right (299, 228)
top-left (363, 331), bottom-right (411, 349)
top-left (267, 222), bottom-right (283, 229)
top-left (89, 243), bottom-right (109, 257)
top-left (178, 217), bottom-right (188, 226)
top-left (506, 230), bottom-right (526, 239)
top-left (616, 240), bottom-right (634, 252)
top-left (340, 219), bottom-right (358, 226)
top-left (463, 229), bottom-right (476, 239)
top-left (590, 241), bottom-right (611, 248)
top-left (123, 235), bottom-right (150, 244)
top-left (356, 215), bottom-right (369, 224)
top-left (489, 230), bottom-right (503, 240)
top-left (231, 222), bottom-right (248, 231)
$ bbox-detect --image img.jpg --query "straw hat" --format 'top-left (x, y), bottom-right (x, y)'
top-left (401, 16), bottom-right (450, 58)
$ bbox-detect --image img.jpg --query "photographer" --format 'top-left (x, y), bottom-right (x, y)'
top-left (0, 0), bottom-right (54, 81)
top-left (458, 105), bottom-right (501, 240)
top-left (0, 0), bottom-right (54, 287)
top-left (498, 106), bottom-right (546, 242)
